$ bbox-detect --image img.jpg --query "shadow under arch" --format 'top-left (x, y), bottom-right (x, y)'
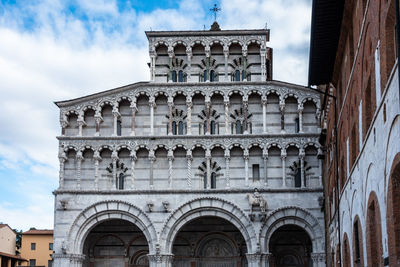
top-left (260, 206), bottom-right (324, 253)
top-left (159, 197), bottom-right (257, 254)
top-left (67, 200), bottom-right (157, 255)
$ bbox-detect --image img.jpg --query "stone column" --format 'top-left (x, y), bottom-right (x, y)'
top-left (168, 149), bottom-right (174, 188)
top-left (61, 120), bottom-right (68, 136)
top-left (186, 48), bottom-right (192, 82)
top-left (58, 151), bottom-right (67, 189)
top-left (262, 96), bottom-right (267, 133)
top-left (150, 53), bottom-right (156, 81)
top-left (242, 49), bottom-right (248, 81)
top-left (76, 150), bottom-right (83, 190)
top-left (149, 97), bottom-right (155, 136)
top-left (280, 101), bottom-right (285, 133)
top-left (93, 151), bottom-right (101, 190)
top-left (205, 47), bottom-right (210, 82)
top-left (168, 97), bottom-right (174, 135)
top-left (281, 148), bottom-right (287, 187)
top-left (77, 114), bottom-right (85, 137)
top-left (148, 254), bottom-right (174, 267)
top-left (261, 253), bottom-right (272, 267)
top-left (111, 151), bottom-right (118, 190)
top-left (130, 151), bottom-right (137, 189)
top-left (246, 253), bottom-right (261, 267)
top-left (186, 150), bottom-right (192, 189)
top-left (224, 48), bottom-right (229, 81)
top-left (224, 99), bottom-right (230, 134)
top-left (243, 97), bottom-right (249, 134)
top-left (205, 149), bottom-right (211, 189)
top-left (205, 99), bottom-right (211, 135)
top-left (260, 48), bottom-right (267, 81)
top-left (244, 149), bottom-right (249, 186)
top-left (298, 104), bottom-right (304, 133)
top-left (311, 252), bottom-right (326, 267)
top-left (318, 148), bottom-right (323, 187)
top-left (112, 105), bottom-right (120, 136)
top-left (299, 148), bottom-right (305, 188)
top-left (149, 151), bottom-right (155, 189)
top-left (168, 49), bottom-right (174, 82)
top-left (186, 99), bottom-right (192, 135)
top-left (130, 103), bottom-right (137, 136)
top-left (94, 111), bottom-right (103, 137)
top-left (225, 149), bottom-right (230, 188)
top-left (263, 149), bottom-right (268, 187)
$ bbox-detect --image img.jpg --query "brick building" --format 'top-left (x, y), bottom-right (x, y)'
top-left (309, 0), bottom-right (399, 266)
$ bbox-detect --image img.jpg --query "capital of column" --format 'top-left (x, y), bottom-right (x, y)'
top-left (311, 252), bottom-right (326, 263)
top-left (281, 150), bottom-right (287, 159)
top-left (224, 99), bottom-right (230, 107)
top-left (147, 254), bottom-right (174, 264)
top-left (186, 100), bottom-right (192, 108)
top-left (242, 49), bottom-right (248, 57)
top-left (130, 103), bottom-right (137, 112)
top-left (243, 149), bottom-right (249, 160)
top-left (205, 149), bottom-right (211, 159)
top-left (60, 120), bottom-right (69, 129)
top-left (224, 149), bottom-right (230, 159)
top-left (76, 151), bottom-right (84, 161)
top-left (58, 151), bottom-right (67, 162)
top-left (167, 150), bottom-right (174, 160)
top-left (148, 151), bottom-right (156, 162)
top-left (279, 102), bottom-right (285, 111)
top-left (298, 105), bottom-right (304, 112)
top-left (262, 96), bottom-right (267, 105)
top-left (111, 151), bottom-right (119, 161)
top-left (299, 149), bottom-right (305, 158)
top-left (93, 151), bottom-right (102, 161)
top-left (246, 253), bottom-right (261, 264)
top-left (94, 114), bottom-right (103, 123)
top-left (130, 151), bottom-right (137, 161)
top-left (186, 151), bottom-right (193, 160)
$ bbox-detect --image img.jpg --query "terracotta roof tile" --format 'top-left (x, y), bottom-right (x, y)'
top-left (22, 229), bottom-right (53, 235)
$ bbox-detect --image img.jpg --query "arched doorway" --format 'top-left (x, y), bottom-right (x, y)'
top-left (269, 225), bottom-right (312, 267)
top-left (172, 216), bottom-right (247, 267)
top-left (82, 219), bottom-right (149, 267)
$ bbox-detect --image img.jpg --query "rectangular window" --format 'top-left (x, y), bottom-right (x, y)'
top-left (252, 164), bottom-right (260, 181)
top-left (49, 242), bottom-right (53, 250)
top-left (31, 243), bottom-right (36, 250)
top-left (29, 259), bottom-right (36, 266)
top-left (117, 120), bottom-right (122, 136)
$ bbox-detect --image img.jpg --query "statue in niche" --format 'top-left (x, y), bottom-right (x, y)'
top-left (246, 188), bottom-right (267, 213)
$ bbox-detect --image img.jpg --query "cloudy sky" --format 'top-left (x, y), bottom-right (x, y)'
top-left (0, 0), bottom-right (311, 231)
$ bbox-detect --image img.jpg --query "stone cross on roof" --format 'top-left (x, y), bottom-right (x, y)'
top-left (210, 4), bottom-right (221, 22)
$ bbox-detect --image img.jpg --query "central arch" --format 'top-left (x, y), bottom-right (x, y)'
top-left (159, 197), bottom-right (257, 254)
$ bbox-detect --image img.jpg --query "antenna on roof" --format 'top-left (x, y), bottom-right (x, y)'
top-left (264, 22), bottom-right (268, 29)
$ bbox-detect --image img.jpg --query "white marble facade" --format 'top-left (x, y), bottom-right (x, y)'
top-left (53, 27), bottom-right (326, 267)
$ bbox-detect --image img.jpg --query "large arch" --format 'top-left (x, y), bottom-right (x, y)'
top-left (67, 200), bottom-right (158, 255)
top-left (260, 206), bottom-right (324, 253)
top-left (159, 197), bottom-right (257, 254)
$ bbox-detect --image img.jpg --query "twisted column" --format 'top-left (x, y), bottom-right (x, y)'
top-left (299, 148), bottom-right (305, 188)
top-left (58, 151), bottom-right (67, 189)
top-left (280, 101), bottom-right (285, 133)
top-left (130, 103), bottom-right (137, 136)
top-left (149, 97), bottom-right (155, 136)
top-left (224, 100), bottom-right (230, 134)
top-left (186, 100), bottom-right (192, 135)
top-left (186, 48), bottom-right (192, 82)
top-left (93, 151), bottom-right (101, 190)
top-left (111, 151), bottom-right (118, 190)
top-left (225, 149), bottom-right (230, 188)
top-left (262, 96), bottom-right (267, 133)
top-left (76, 151), bottom-right (83, 190)
top-left (130, 151), bottom-right (137, 189)
top-left (112, 105), bottom-right (120, 136)
top-left (242, 49), bottom-right (248, 81)
top-left (244, 149), bottom-right (249, 186)
top-left (167, 150), bottom-right (174, 188)
top-left (224, 49), bottom-right (229, 81)
top-left (186, 150), bottom-right (192, 189)
top-left (298, 105), bottom-right (304, 133)
top-left (168, 98), bottom-right (174, 135)
top-left (281, 148), bottom-right (287, 187)
top-left (149, 151), bottom-right (155, 189)
top-left (205, 149), bottom-right (211, 189)
top-left (263, 148), bottom-right (268, 187)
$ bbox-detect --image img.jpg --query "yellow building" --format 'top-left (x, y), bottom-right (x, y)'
top-left (0, 224), bottom-right (26, 267)
top-left (19, 230), bottom-right (53, 267)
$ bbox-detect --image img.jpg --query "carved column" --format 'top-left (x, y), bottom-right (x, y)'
top-left (205, 149), bottom-right (211, 189)
top-left (149, 151), bottom-right (155, 189)
top-left (149, 97), bottom-right (155, 136)
top-left (77, 113), bottom-right (85, 137)
top-left (242, 49), bottom-right (248, 81)
top-left (311, 252), bottom-right (326, 267)
top-left (76, 151), bottom-right (83, 190)
top-left (168, 49), bottom-right (174, 82)
top-left (93, 151), bottom-right (101, 190)
top-left (111, 151), bottom-right (118, 190)
top-left (243, 96), bottom-right (249, 134)
top-left (186, 48), bottom-right (192, 82)
top-left (224, 99), bottom-right (230, 134)
top-left (246, 253), bottom-right (261, 267)
top-left (205, 47), bottom-right (210, 82)
top-left (58, 151), bottom-right (67, 189)
top-left (168, 97), bottom-right (174, 135)
top-left (112, 105), bottom-right (120, 136)
top-left (150, 53), bottom-right (156, 81)
top-left (148, 254), bottom-right (174, 267)
top-left (262, 96), bottom-right (267, 133)
top-left (318, 148), bottom-right (323, 187)
top-left (244, 149), bottom-right (249, 186)
top-left (261, 253), bottom-right (272, 267)
top-left (186, 150), bottom-right (192, 189)
top-left (281, 148), bottom-right (287, 187)
top-left (224, 48), bottom-right (229, 81)
top-left (130, 151), bottom-right (137, 189)
top-left (299, 148), bottom-right (305, 188)
top-left (263, 148), bottom-right (268, 187)
top-left (260, 48), bottom-right (267, 81)
top-left (280, 100), bottom-right (285, 133)
top-left (205, 98), bottom-right (211, 135)
top-left (94, 111), bottom-right (103, 137)
top-left (225, 149), bottom-right (230, 188)
top-left (61, 119), bottom-right (68, 136)
top-left (298, 104), bottom-right (304, 133)
top-left (168, 149), bottom-right (174, 188)
top-left (186, 99), bottom-right (192, 135)
top-left (130, 103), bottom-right (137, 136)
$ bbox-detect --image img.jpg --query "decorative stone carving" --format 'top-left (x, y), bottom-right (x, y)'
top-left (246, 188), bottom-right (267, 213)
top-left (147, 201), bottom-right (154, 212)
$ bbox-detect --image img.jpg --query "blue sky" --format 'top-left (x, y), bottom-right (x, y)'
top-left (0, 0), bottom-right (311, 231)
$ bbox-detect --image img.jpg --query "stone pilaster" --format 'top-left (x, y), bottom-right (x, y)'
top-left (130, 151), bottom-right (137, 189)
top-left (167, 149), bottom-right (174, 188)
top-left (58, 151), bottom-right (67, 189)
top-left (76, 150), bottom-right (83, 190)
top-left (225, 149), bottom-right (230, 188)
top-left (186, 100), bottom-right (192, 135)
top-left (93, 151), bottom-right (101, 190)
top-left (149, 97), bottom-right (155, 136)
top-left (299, 148), bottom-right (305, 188)
top-left (262, 96), bottom-right (267, 133)
top-left (186, 150), bottom-right (192, 189)
top-left (281, 148), bottom-right (287, 187)
top-left (130, 103), bottom-right (137, 136)
top-left (298, 104), bottom-right (304, 133)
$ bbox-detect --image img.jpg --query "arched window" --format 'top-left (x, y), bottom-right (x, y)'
top-left (294, 167), bottom-right (301, 188)
top-left (235, 120), bottom-right (242, 134)
top-left (117, 173), bottom-right (124, 190)
top-left (210, 121), bottom-right (216, 135)
top-left (117, 120), bottom-right (122, 136)
top-left (203, 172), bottom-right (207, 189)
top-left (178, 70), bottom-right (184, 82)
top-left (172, 70), bottom-right (177, 82)
top-left (178, 121), bottom-right (184, 135)
top-left (211, 172), bottom-right (217, 189)
top-left (235, 70), bottom-right (241, 81)
top-left (210, 70), bottom-right (215, 82)
top-left (204, 70), bottom-right (208, 82)
top-left (172, 121), bottom-right (177, 135)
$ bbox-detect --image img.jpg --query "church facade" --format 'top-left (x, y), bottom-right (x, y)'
top-left (53, 25), bottom-right (326, 267)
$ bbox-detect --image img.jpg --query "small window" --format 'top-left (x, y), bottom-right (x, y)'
top-left (178, 121), bottom-right (184, 135)
top-left (29, 259), bottom-right (36, 266)
top-left (178, 70), bottom-right (184, 82)
top-left (210, 121), bottom-right (216, 135)
top-left (295, 167), bottom-right (301, 188)
top-left (49, 243), bottom-right (53, 250)
top-left (295, 118), bottom-right (300, 133)
top-left (235, 120), bottom-right (242, 134)
top-left (211, 172), bottom-right (217, 189)
top-left (203, 172), bottom-right (207, 189)
top-left (117, 120), bottom-right (122, 136)
top-left (31, 243), bottom-right (36, 250)
top-left (204, 69), bottom-right (208, 82)
top-left (117, 173), bottom-right (124, 190)
top-left (172, 121), bottom-right (177, 135)
top-left (172, 70), bottom-right (177, 82)
top-left (210, 70), bottom-right (215, 82)
top-left (252, 164), bottom-right (260, 181)
top-left (235, 70), bottom-right (241, 81)
top-left (242, 70), bottom-right (246, 80)
top-left (203, 120), bottom-right (207, 134)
